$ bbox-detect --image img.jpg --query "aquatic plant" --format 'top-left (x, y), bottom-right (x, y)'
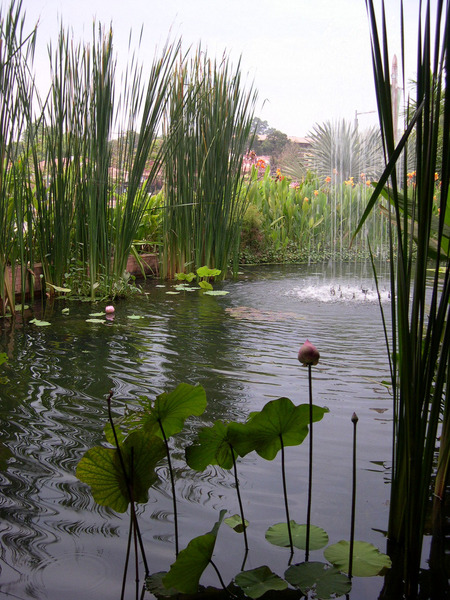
top-left (0, 0), bottom-right (37, 314)
top-left (76, 365), bottom-right (391, 600)
top-left (161, 48), bottom-right (257, 279)
top-left (355, 1), bottom-right (450, 596)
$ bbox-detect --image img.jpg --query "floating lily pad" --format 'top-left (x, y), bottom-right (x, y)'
top-left (156, 285), bottom-right (166, 288)
top-left (61, 308), bottom-right (70, 314)
top-left (324, 540), bottom-right (392, 577)
top-left (86, 318), bottom-right (105, 323)
top-left (128, 314), bottom-right (145, 319)
top-left (196, 266), bottom-right (221, 278)
top-left (203, 290), bottom-right (229, 296)
top-left (89, 312), bottom-right (105, 317)
top-left (30, 318), bottom-right (51, 327)
top-left (234, 566), bottom-right (288, 599)
top-left (285, 561), bottom-right (351, 598)
top-left (225, 514), bottom-right (249, 533)
top-left (266, 522), bottom-right (328, 550)
top-left (166, 291), bottom-right (180, 295)
top-left (162, 510), bottom-right (226, 594)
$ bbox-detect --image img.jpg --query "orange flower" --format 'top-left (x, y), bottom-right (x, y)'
top-left (325, 176), bottom-right (331, 183)
top-left (314, 189), bottom-right (319, 196)
top-left (435, 172), bottom-right (439, 181)
top-left (304, 197), bottom-right (309, 202)
top-left (360, 173), bottom-right (366, 179)
top-left (366, 180), bottom-right (371, 186)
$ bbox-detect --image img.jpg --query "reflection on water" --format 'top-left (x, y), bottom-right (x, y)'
top-left (0, 262), bottom-right (395, 599)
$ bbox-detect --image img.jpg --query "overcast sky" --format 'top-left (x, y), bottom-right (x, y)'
top-left (12, 0), bottom-right (425, 137)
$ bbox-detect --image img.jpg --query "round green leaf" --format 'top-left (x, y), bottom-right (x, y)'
top-left (203, 290), bottom-right (229, 296)
top-left (30, 318), bottom-right (51, 327)
top-left (147, 383), bottom-right (207, 438)
top-left (285, 561), bottom-right (352, 598)
top-left (265, 521), bottom-right (328, 550)
top-left (228, 398), bottom-right (329, 459)
top-left (76, 430), bottom-right (165, 512)
top-left (224, 514), bottom-right (249, 533)
top-left (235, 566), bottom-right (287, 599)
top-left (199, 280), bottom-right (213, 290)
top-left (185, 420), bottom-right (236, 470)
top-left (324, 540), bottom-right (392, 577)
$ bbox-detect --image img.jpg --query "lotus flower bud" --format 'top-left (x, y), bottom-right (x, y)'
top-left (298, 340), bottom-right (320, 366)
top-left (105, 305), bottom-right (115, 314)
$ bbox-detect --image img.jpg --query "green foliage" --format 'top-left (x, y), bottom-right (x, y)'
top-left (75, 382), bottom-right (387, 598)
top-left (234, 566), bottom-right (288, 599)
top-left (265, 522), bottom-right (328, 551)
top-left (224, 514), bottom-right (249, 534)
top-left (359, 2), bottom-right (450, 593)
top-left (136, 383), bottom-right (207, 438)
top-left (285, 561), bottom-right (351, 599)
top-left (186, 420), bottom-right (236, 470)
top-left (324, 540), bottom-right (392, 577)
top-left (228, 397), bottom-right (328, 460)
top-left (76, 430), bottom-right (165, 512)
top-left (162, 510), bottom-right (226, 594)
top-left (161, 48), bottom-right (257, 279)
top-left (242, 168), bottom-right (389, 263)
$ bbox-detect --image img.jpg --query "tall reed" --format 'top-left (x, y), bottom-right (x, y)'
top-left (0, 0), bottom-right (36, 313)
top-left (356, 1), bottom-right (450, 596)
top-left (161, 49), bottom-right (257, 279)
top-left (28, 21), bottom-right (177, 299)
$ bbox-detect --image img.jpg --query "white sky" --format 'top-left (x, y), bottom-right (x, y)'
top-left (10, 0), bottom-right (425, 137)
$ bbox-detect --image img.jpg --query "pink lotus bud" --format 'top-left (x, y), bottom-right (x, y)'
top-left (298, 340), bottom-right (320, 366)
top-left (105, 305), bottom-right (115, 314)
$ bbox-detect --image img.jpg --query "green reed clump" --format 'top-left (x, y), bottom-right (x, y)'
top-left (161, 48), bottom-right (257, 279)
top-left (357, 1), bottom-right (450, 596)
top-left (0, 0), bottom-right (36, 314)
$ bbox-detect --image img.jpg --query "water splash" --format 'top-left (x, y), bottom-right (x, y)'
top-left (287, 282), bottom-right (391, 304)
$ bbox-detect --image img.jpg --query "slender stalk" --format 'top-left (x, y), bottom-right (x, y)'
top-left (121, 513), bottom-right (133, 600)
top-left (107, 391), bottom-right (149, 576)
top-left (305, 364), bottom-right (313, 562)
top-left (279, 434), bottom-right (294, 555)
top-left (158, 419), bottom-right (179, 556)
top-left (349, 412), bottom-right (358, 579)
top-left (230, 443), bottom-right (249, 557)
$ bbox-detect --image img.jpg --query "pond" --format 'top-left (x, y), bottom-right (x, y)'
top-left (0, 261), bottom-right (397, 599)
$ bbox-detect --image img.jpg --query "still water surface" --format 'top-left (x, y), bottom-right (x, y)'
top-left (0, 262), bottom-right (393, 599)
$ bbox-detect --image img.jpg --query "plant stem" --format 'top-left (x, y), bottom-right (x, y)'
top-left (107, 391), bottom-right (149, 575)
top-left (121, 513), bottom-right (133, 600)
top-left (280, 434), bottom-right (294, 555)
top-left (158, 420), bottom-right (179, 556)
top-left (349, 412), bottom-right (358, 578)
top-left (305, 363), bottom-right (313, 562)
top-left (230, 444), bottom-right (249, 556)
